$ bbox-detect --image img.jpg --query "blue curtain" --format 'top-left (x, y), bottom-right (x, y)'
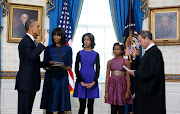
top-left (67, 0), bottom-right (84, 39)
top-left (48, 0), bottom-right (84, 45)
top-left (48, 0), bottom-right (64, 45)
top-left (133, 0), bottom-right (143, 33)
top-left (109, 0), bottom-right (130, 42)
top-left (133, 0), bottom-right (144, 57)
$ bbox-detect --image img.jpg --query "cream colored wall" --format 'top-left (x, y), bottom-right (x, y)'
top-left (1, 0), bottom-right (49, 72)
top-left (143, 0), bottom-right (180, 74)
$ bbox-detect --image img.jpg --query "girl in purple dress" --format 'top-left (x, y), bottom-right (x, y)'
top-left (73, 33), bottom-right (100, 114)
top-left (105, 43), bottom-right (132, 114)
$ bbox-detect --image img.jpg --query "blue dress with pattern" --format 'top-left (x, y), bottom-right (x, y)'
top-left (40, 44), bottom-right (72, 112)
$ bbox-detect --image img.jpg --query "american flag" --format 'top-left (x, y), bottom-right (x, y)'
top-left (125, 46), bottom-right (132, 55)
top-left (58, 1), bottom-right (74, 94)
top-left (122, 1), bottom-right (137, 63)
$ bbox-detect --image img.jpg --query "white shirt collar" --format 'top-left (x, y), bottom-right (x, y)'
top-left (145, 43), bottom-right (155, 51)
top-left (26, 33), bottom-right (35, 41)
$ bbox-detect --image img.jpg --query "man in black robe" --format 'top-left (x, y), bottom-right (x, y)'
top-left (129, 30), bottom-right (166, 114)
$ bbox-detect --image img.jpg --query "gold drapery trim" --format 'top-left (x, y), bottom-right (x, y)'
top-left (0, 0), bottom-right (8, 17)
top-left (109, 0), bottom-right (120, 42)
top-left (46, 0), bottom-right (55, 17)
top-left (140, 0), bottom-right (148, 20)
top-left (71, 0), bottom-right (83, 41)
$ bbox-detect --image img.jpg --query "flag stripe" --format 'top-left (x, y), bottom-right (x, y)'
top-left (58, 1), bottom-right (74, 94)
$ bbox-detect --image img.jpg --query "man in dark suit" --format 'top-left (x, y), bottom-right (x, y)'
top-left (15, 20), bottom-right (52, 114)
top-left (129, 30), bottom-right (166, 114)
top-left (13, 14), bottom-right (29, 38)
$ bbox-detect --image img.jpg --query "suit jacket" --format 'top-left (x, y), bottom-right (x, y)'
top-left (134, 45), bottom-right (166, 114)
top-left (15, 35), bottom-right (50, 91)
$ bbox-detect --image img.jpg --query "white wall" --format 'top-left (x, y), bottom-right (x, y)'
top-left (1, 0), bottom-right (180, 114)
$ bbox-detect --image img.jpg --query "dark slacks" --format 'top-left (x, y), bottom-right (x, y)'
top-left (111, 105), bottom-right (125, 114)
top-left (18, 90), bottom-right (36, 114)
top-left (78, 98), bottom-right (94, 114)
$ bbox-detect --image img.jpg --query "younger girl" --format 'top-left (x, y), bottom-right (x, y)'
top-left (105, 43), bottom-right (132, 114)
top-left (73, 33), bottom-right (100, 114)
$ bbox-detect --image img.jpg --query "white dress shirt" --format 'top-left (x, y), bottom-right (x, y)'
top-left (26, 33), bottom-right (35, 41)
top-left (145, 43), bottom-right (155, 52)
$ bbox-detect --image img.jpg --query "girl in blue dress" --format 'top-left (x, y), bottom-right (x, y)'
top-left (40, 28), bottom-right (72, 114)
top-left (73, 33), bottom-right (100, 114)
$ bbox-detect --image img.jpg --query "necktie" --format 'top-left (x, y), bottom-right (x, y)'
top-left (34, 40), bottom-right (37, 46)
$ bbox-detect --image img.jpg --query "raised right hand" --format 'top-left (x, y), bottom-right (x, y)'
top-left (41, 29), bottom-right (46, 44)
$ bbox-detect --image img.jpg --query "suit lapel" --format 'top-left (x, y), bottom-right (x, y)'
top-left (25, 35), bottom-right (36, 47)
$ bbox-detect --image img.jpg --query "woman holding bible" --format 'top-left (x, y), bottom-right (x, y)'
top-left (40, 27), bottom-right (72, 114)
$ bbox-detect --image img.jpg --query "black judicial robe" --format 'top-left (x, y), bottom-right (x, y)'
top-left (130, 55), bottom-right (140, 94)
top-left (134, 45), bottom-right (166, 114)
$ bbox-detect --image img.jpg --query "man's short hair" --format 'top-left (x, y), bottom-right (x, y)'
top-left (25, 20), bottom-right (36, 32)
top-left (137, 30), bottom-right (152, 40)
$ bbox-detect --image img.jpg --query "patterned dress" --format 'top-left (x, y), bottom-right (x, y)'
top-left (40, 44), bottom-right (72, 112)
top-left (105, 58), bottom-right (132, 106)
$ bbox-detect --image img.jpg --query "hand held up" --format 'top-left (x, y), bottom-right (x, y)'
top-left (41, 29), bottom-right (46, 44)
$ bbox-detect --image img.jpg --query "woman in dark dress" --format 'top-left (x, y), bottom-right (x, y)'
top-left (73, 33), bottom-right (100, 114)
top-left (40, 28), bottom-right (72, 114)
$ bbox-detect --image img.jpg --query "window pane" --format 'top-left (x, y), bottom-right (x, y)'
top-left (87, 0), bottom-right (106, 25)
top-left (78, 0), bottom-right (87, 25)
top-left (105, 28), bottom-right (118, 53)
top-left (88, 28), bottom-right (105, 53)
